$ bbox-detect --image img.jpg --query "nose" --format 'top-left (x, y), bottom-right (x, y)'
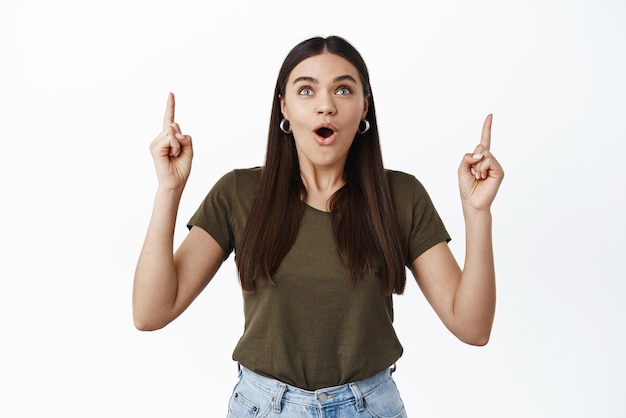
top-left (316, 92), bottom-right (336, 115)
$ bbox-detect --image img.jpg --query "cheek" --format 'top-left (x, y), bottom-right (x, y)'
top-left (351, 107), bottom-right (366, 126)
top-left (285, 106), bottom-right (309, 127)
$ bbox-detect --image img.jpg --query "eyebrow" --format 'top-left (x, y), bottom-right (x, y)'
top-left (292, 74), bottom-right (358, 85)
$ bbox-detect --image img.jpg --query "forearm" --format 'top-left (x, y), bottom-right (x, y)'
top-left (453, 207), bottom-right (496, 345)
top-left (133, 187), bottom-right (184, 330)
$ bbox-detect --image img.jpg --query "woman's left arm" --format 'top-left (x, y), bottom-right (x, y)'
top-left (410, 114), bottom-right (504, 346)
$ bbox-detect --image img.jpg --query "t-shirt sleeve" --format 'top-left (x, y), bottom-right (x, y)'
top-left (187, 171), bottom-right (236, 259)
top-left (406, 176), bottom-right (451, 265)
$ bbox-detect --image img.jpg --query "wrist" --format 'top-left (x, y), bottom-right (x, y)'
top-left (155, 185), bottom-right (185, 202)
top-left (156, 180), bottom-right (185, 194)
top-left (462, 204), bottom-right (492, 222)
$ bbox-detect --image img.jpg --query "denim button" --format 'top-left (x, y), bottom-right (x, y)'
top-left (319, 393), bottom-right (328, 402)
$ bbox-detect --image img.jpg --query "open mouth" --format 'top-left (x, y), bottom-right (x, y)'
top-left (316, 127), bottom-right (335, 138)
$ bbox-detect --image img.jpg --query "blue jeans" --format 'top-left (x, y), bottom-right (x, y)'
top-left (227, 365), bottom-right (407, 418)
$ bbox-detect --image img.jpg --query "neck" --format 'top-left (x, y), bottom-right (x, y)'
top-left (299, 164), bottom-right (345, 212)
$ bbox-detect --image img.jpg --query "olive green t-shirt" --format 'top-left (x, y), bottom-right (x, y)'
top-left (188, 167), bottom-right (450, 390)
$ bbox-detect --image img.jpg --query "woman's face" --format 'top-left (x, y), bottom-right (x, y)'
top-left (281, 52), bottom-right (369, 172)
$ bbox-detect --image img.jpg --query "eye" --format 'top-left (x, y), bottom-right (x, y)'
top-left (298, 86), bottom-right (314, 96)
top-left (336, 86), bottom-right (352, 95)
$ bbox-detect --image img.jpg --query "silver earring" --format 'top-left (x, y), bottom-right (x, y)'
top-left (357, 119), bottom-right (370, 134)
top-left (280, 118), bottom-right (292, 134)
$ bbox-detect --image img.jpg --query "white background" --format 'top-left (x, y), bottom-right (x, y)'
top-left (1, 0), bottom-right (625, 417)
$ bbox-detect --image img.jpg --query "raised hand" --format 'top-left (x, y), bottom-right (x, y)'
top-left (149, 92), bottom-right (193, 191)
top-left (458, 114), bottom-right (504, 211)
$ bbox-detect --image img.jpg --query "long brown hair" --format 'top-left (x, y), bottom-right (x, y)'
top-left (237, 36), bottom-right (406, 295)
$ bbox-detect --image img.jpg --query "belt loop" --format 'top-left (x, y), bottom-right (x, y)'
top-left (237, 362), bottom-right (242, 378)
top-left (273, 383), bottom-right (286, 413)
top-left (390, 363), bottom-right (397, 374)
top-left (349, 382), bottom-right (365, 412)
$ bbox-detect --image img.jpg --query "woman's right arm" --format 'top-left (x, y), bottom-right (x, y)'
top-left (133, 93), bottom-right (225, 331)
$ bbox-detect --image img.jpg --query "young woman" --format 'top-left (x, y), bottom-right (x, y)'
top-left (133, 35), bottom-right (504, 417)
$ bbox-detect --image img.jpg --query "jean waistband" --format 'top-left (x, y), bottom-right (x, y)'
top-left (238, 364), bottom-right (395, 410)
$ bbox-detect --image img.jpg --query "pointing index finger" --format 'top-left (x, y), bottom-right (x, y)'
top-left (163, 92), bottom-right (175, 130)
top-left (480, 113), bottom-right (492, 151)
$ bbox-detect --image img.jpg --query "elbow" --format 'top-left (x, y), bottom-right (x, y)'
top-left (133, 312), bottom-right (168, 332)
top-left (456, 327), bottom-right (492, 346)
top-left (134, 319), bottom-right (158, 332)
top-left (134, 321), bottom-right (161, 332)
top-left (451, 312), bottom-right (495, 346)
top-left (132, 296), bottom-right (176, 331)
top-left (451, 322), bottom-right (492, 346)
top-left (460, 333), bottom-right (490, 347)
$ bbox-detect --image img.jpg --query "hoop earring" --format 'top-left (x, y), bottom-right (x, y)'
top-left (280, 118), bottom-right (292, 134)
top-left (357, 119), bottom-right (370, 134)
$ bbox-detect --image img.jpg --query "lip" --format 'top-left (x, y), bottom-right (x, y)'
top-left (312, 122), bottom-right (338, 145)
